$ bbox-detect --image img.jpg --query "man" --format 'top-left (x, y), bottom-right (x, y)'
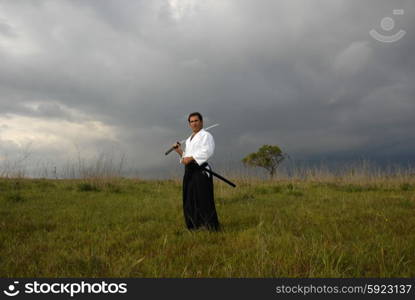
top-left (173, 112), bottom-right (220, 231)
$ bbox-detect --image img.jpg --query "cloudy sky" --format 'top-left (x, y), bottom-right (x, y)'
top-left (0, 0), bottom-right (414, 178)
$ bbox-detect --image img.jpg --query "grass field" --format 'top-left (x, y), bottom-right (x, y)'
top-left (1, 173), bottom-right (414, 277)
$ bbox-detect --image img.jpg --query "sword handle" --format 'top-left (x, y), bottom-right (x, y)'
top-left (165, 141), bottom-right (180, 156)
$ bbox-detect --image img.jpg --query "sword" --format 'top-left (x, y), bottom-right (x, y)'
top-left (164, 123), bottom-right (220, 155)
top-left (200, 166), bottom-right (236, 188)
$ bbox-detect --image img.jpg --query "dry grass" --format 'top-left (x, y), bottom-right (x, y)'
top-left (0, 163), bottom-right (414, 277)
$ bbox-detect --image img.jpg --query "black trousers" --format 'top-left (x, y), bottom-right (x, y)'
top-left (183, 162), bottom-right (220, 231)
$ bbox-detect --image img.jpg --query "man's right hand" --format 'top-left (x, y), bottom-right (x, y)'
top-left (173, 142), bottom-right (182, 154)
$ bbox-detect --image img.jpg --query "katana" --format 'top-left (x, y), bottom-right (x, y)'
top-left (164, 123), bottom-right (220, 155)
top-left (164, 122), bottom-right (236, 188)
top-left (200, 166), bottom-right (236, 188)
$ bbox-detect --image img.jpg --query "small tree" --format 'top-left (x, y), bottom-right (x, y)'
top-left (242, 145), bottom-right (287, 179)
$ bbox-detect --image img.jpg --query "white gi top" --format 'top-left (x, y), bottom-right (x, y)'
top-left (180, 128), bottom-right (215, 166)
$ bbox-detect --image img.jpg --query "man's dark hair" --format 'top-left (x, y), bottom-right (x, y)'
top-left (188, 112), bottom-right (203, 122)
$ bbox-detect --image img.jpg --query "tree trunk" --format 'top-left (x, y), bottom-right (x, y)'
top-left (270, 168), bottom-right (275, 180)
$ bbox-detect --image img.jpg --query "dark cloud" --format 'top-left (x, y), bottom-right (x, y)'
top-left (0, 0), bottom-right (414, 178)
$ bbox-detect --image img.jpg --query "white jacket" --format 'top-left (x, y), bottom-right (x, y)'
top-left (180, 128), bottom-right (215, 166)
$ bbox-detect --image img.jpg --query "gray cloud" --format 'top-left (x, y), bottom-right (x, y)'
top-left (0, 0), bottom-right (414, 178)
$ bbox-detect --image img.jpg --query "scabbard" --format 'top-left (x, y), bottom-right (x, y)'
top-left (201, 166), bottom-right (236, 188)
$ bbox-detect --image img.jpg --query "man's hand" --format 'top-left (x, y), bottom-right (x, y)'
top-left (181, 157), bottom-right (194, 165)
top-left (173, 142), bottom-right (183, 155)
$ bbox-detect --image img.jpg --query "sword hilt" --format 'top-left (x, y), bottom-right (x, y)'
top-left (165, 141), bottom-right (180, 156)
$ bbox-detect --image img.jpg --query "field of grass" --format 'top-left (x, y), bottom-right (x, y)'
top-left (0, 174), bottom-right (414, 277)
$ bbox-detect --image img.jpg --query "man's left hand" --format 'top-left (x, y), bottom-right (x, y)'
top-left (182, 157), bottom-right (194, 165)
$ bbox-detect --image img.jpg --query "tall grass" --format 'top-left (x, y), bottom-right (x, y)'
top-left (0, 161), bottom-right (414, 277)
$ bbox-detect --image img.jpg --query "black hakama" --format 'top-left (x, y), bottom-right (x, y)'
top-left (182, 161), bottom-right (220, 231)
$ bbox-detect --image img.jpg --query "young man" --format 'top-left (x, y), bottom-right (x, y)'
top-left (173, 112), bottom-right (220, 231)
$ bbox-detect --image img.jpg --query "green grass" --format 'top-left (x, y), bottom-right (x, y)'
top-left (0, 176), bottom-right (414, 277)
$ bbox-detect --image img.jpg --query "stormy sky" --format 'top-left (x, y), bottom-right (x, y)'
top-left (0, 0), bottom-right (414, 178)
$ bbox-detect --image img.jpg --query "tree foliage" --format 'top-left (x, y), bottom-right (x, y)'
top-left (242, 145), bottom-right (287, 179)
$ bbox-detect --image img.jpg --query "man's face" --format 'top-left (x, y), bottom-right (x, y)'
top-left (189, 116), bottom-right (203, 132)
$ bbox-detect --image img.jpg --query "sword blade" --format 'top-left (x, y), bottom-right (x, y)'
top-left (165, 123), bottom-right (220, 155)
